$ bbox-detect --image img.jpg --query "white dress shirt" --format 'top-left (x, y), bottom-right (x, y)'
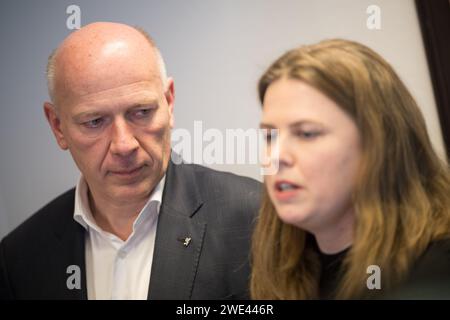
top-left (73, 175), bottom-right (165, 300)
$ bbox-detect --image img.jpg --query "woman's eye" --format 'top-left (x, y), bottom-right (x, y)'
top-left (296, 130), bottom-right (320, 139)
top-left (83, 118), bottom-right (103, 128)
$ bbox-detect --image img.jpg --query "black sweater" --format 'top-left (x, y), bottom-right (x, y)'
top-left (316, 238), bottom-right (450, 299)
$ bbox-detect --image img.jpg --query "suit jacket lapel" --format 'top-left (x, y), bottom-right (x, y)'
top-left (148, 159), bottom-right (205, 299)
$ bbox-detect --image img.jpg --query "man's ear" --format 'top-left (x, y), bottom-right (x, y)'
top-left (165, 78), bottom-right (175, 128)
top-left (43, 102), bottom-right (69, 150)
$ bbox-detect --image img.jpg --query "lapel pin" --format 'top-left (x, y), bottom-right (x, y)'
top-left (178, 237), bottom-right (192, 247)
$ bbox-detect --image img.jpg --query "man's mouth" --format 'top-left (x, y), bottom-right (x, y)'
top-left (110, 165), bottom-right (144, 176)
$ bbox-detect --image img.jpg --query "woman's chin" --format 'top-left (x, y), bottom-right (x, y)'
top-left (276, 207), bottom-right (312, 230)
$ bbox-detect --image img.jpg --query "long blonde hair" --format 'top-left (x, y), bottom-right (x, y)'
top-left (251, 39), bottom-right (450, 299)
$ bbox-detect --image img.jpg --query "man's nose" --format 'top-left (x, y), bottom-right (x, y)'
top-left (110, 118), bottom-right (139, 157)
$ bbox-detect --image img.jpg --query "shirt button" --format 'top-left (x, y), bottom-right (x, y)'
top-left (118, 250), bottom-right (127, 259)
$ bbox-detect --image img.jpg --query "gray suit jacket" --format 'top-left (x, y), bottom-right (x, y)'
top-left (0, 158), bottom-right (262, 299)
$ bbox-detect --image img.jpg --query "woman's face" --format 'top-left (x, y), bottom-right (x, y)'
top-left (261, 78), bottom-right (361, 235)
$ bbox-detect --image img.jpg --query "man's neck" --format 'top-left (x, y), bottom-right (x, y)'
top-left (87, 190), bottom-right (149, 241)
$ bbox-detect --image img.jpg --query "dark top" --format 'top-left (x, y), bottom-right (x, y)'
top-left (385, 239), bottom-right (450, 299)
top-left (0, 157), bottom-right (262, 300)
top-left (315, 238), bottom-right (450, 299)
top-left (318, 248), bottom-right (349, 299)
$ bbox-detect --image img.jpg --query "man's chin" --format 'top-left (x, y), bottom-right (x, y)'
top-left (102, 171), bottom-right (162, 203)
top-left (108, 183), bottom-right (151, 202)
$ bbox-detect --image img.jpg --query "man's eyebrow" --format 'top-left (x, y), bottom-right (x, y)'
top-left (73, 111), bottom-right (104, 120)
top-left (72, 98), bottom-right (160, 119)
top-left (128, 101), bottom-right (159, 109)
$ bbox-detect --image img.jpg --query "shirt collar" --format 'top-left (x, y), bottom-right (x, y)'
top-left (73, 175), bottom-right (166, 233)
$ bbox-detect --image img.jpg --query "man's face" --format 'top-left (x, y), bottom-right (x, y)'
top-left (46, 76), bottom-right (174, 205)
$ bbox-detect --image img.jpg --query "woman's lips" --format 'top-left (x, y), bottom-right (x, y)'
top-left (273, 180), bottom-right (303, 201)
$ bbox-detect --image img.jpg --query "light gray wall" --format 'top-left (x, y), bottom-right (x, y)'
top-left (0, 0), bottom-right (445, 238)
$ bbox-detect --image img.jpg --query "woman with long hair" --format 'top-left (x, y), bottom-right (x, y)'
top-left (251, 39), bottom-right (450, 299)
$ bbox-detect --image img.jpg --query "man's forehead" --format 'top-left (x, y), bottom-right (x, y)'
top-left (56, 51), bottom-right (159, 89)
top-left (62, 80), bottom-right (163, 110)
top-left (53, 54), bottom-right (162, 105)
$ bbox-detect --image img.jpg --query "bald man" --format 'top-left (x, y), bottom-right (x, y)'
top-left (0, 22), bottom-right (261, 300)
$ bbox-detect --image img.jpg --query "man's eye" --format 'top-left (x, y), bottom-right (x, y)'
top-left (83, 118), bottom-right (104, 128)
top-left (133, 109), bottom-right (152, 118)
